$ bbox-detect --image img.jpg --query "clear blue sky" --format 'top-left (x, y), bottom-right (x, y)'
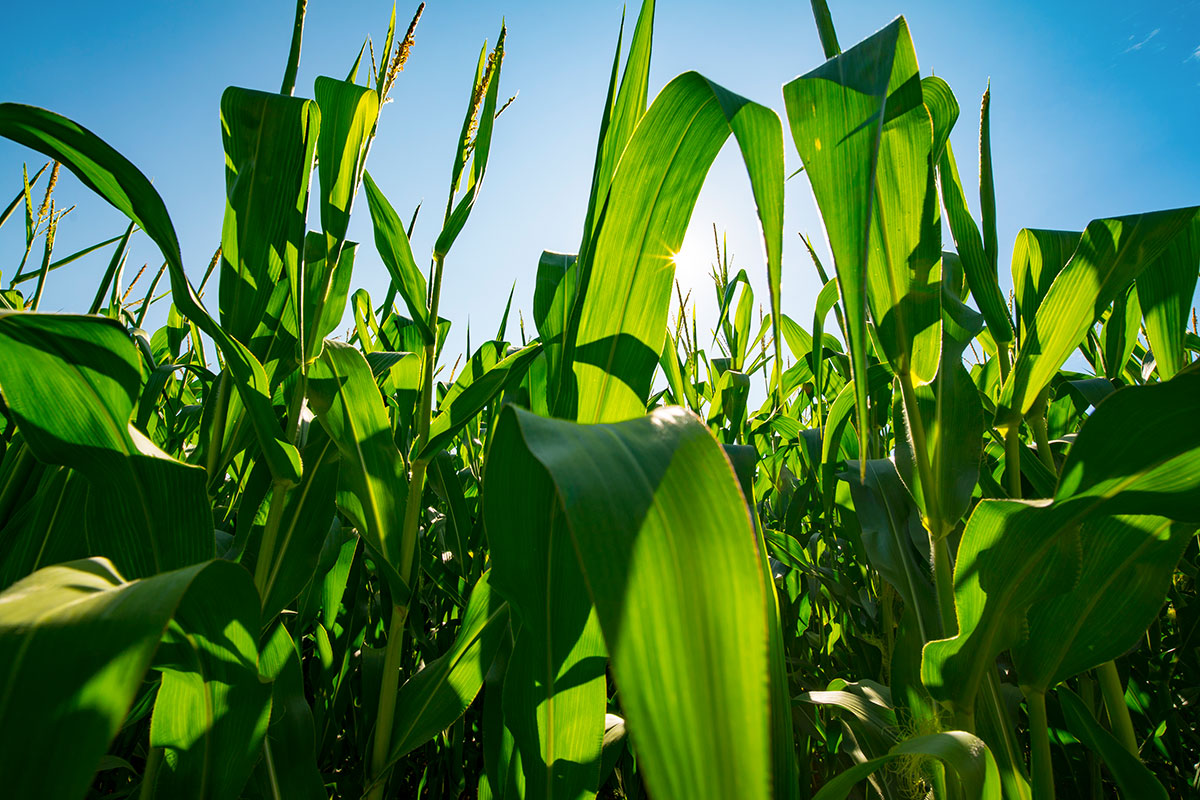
top-left (2, 0), bottom-right (1197, 363)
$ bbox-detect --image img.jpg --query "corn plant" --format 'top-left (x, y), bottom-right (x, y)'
top-left (0, 1), bottom-right (1196, 799)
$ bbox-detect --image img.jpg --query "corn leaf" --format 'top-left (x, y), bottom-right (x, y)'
top-left (0, 558), bottom-right (261, 800)
top-left (219, 87), bottom-right (318, 365)
top-left (383, 571), bottom-right (510, 765)
top-left (251, 624), bottom-right (325, 800)
top-left (570, 71), bottom-right (784, 423)
top-left (923, 370), bottom-right (1200, 714)
top-left (927, 77), bottom-right (1013, 343)
top-left (812, 731), bottom-right (1001, 800)
top-left (419, 340), bottom-right (541, 460)
top-left (784, 17), bottom-right (942, 468)
top-left (0, 313), bottom-right (211, 577)
top-left (363, 171), bottom-right (432, 343)
top-left (147, 561), bottom-right (273, 800)
top-left (1013, 514), bottom-right (1193, 692)
top-left (1057, 686), bottom-right (1169, 800)
top-left (0, 102), bottom-right (302, 484)
top-left (998, 207), bottom-right (1198, 425)
top-left (307, 340), bottom-right (411, 601)
top-left (1136, 216), bottom-right (1200, 380)
top-left (486, 405), bottom-right (772, 800)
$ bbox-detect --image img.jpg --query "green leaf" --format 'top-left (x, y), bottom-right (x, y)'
top-left (580, 0), bottom-right (655, 253)
top-left (1101, 282), bottom-right (1141, 381)
top-left (1010, 227), bottom-right (1080, 343)
top-left (256, 425), bottom-right (341, 619)
top-left (0, 101), bottom-right (301, 484)
top-left (1057, 687), bottom-right (1168, 800)
top-left (0, 558), bottom-right (260, 800)
top-left (383, 571), bottom-right (510, 765)
top-left (784, 17), bottom-right (942, 468)
top-left (1136, 215), bottom-right (1199, 380)
top-left (420, 341), bottom-right (541, 460)
top-left (998, 207), bottom-right (1198, 425)
top-left (302, 233), bottom-right (357, 363)
top-left (252, 625), bottom-right (325, 800)
top-left (894, 289), bottom-right (986, 527)
top-left (809, 0), bottom-right (842, 59)
top-left (923, 370), bottom-right (1200, 715)
top-left (486, 406), bottom-right (772, 800)
top-left (812, 731), bottom-right (1001, 800)
top-left (811, 277), bottom-right (840, 398)
top-left (219, 87), bottom-right (320, 361)
top-left (570, 71), bottom-right (784, 423)
top-left (0, 313), bottom-right (210, 578)
top-left (1013, 514), bottom-right (1193, 692)
top-left (928, 77), bottom-right (1013, 343)
top-left (147, 561), bottom-right (273, 800)
top-left (363, 171), bottom-right (432, 343)
top-left (314, 76), bottom-right (378, 269)
top-left (307, 340), bottom-right (411, 601)
top-left (0, 465), bottom-right (89, 589)
top-left (843, 459), bottom-right (939, 642)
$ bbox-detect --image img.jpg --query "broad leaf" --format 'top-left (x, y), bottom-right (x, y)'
top-left (487, 406), bottom-right (772, 800)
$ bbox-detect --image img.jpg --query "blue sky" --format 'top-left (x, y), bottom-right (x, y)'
top-left (1, 0), bottom-right (1197, 363)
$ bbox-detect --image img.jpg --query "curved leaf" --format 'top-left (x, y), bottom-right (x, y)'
top-left (569, 71), bottom-right (783, 423)
top-left (0, 558), bottom-right (263, 800)
top-left (486, 405), bottom-right (772, 800)
top-left (0, 313), bottom-right (210, 578)
top-left (812, 731), bottom-right (1001, 800)
top-left (0, 101), bottom-right (301, 484)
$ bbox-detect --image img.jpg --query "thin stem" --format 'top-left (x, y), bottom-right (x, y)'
top-left (253, 480), bottom-right (290, 596)
top-left (932, 536), bottom-right (957, 639)
top-left (367, 604), bottom-right (409, 800)
top-left (1026, 689), bottom-right (1055, 800)
top-left (205, 373), bottom-right (231, 489)
top-left (368, 253), bottom-right (445, 798)
top-left (1004, 423), bottom-right (1022, 499)
top-left (1030, 388), bottom-right (1056, 473)
top-left (1079, 675), bottom-right (1103, 799)
top-left (1097, 660), bottom-right (1139, 756)
top-left (262, 738), bottom-right (283, 800)
top-left (996, 338), bottom-right (1012, 384)
top-left (140, 747), bottom-right (163, 800)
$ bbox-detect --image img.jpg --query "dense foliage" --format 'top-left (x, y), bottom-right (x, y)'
top-left (0, 2), bottom-right (1197, 798)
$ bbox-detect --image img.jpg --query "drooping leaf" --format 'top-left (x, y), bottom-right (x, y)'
top-left (256, 425), bottom-right (341, 618)
top-left (383, 571), bottom-right (510, 765)
top-left (0, 102), bottom-right (301, 484)
top-left (1057, 687), bottom-right (1168, 800)
top-left (568, 71), bottom-right (784, 424)
top-left (923, 371), bottom-right (1200, 715)
top-left (1013, 514), bottom-right (1194, 692)
top-left (811, 731), bottom-right (1001, 800)
top-left (1136, 215), bottom-right (1199, 380)
top-left (147, 561), bottom-right (273, 800)
top-left (0, 558), bottom-right (261, 800)
top-left (784, 17), bottom-right (942, 469)
top-left (420, 341), bottom-right (542, 460)
top-left (486, 405), bottom-right (772, 800)
top-left (0, 313), bottom-right (210, 577)
top-left (251, 624), bottom-right (325, 800)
